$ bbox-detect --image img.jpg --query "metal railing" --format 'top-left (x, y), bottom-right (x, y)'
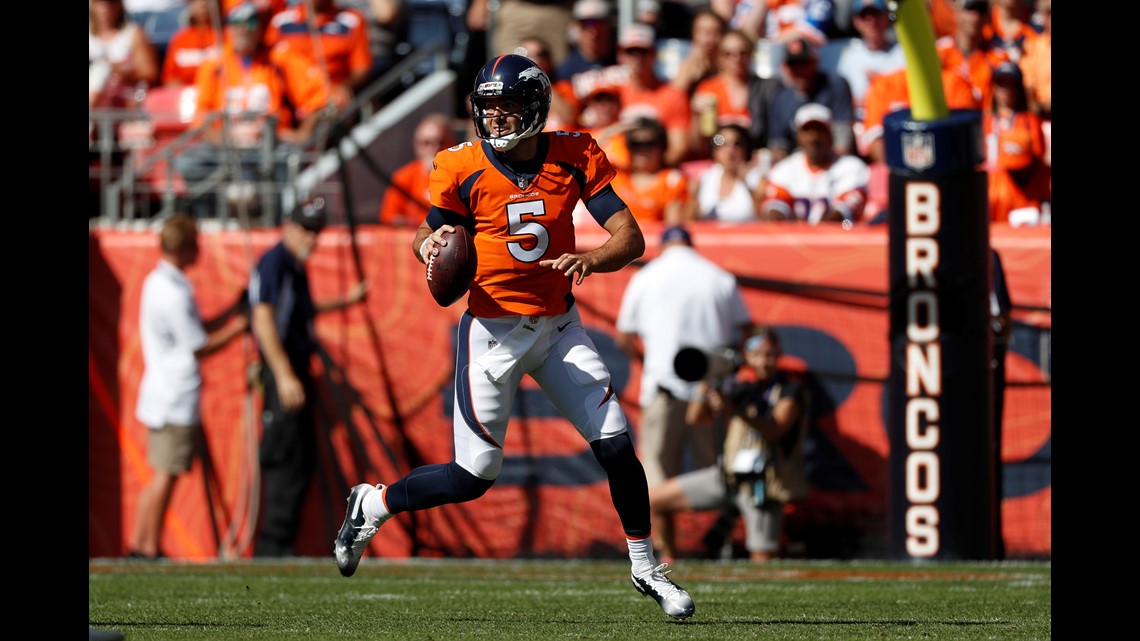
top-left (91, 41), bottom-right (451, 225)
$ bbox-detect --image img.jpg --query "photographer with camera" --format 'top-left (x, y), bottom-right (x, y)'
top-left (616, 224), bottom-right (752, 493)
top-left (648, 326), bottom-right (809, 563)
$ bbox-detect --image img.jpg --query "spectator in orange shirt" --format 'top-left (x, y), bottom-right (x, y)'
top-left (927, 0), bottom-right (961, 39)
top-left (378, 113), bottom-right (456, 227)
top-left (578, 84), bottom-right (631, 167)
top-left (560, 22), bottom-right (684, 163)
top-left (1018, 0), bottom-right (1049, 119)
top-left (989, 128), bottom-right (1049, 226)
top-left (690, 28), bottom-right (759, 161)
top-left (610, 117), bottom-right (692, 225)
top-left (985, 62), bottom-right (1048, 225)
top-left (264, 0), bottom-right (374, 109)
top-left (161, 0), bottom-right (222, 87)
top-left (859, 63), bottom-right (981, 163)
top-left (987, 0), bottom-right (1038, 63)
top-left (612, 23), bottom-right (693, 167)
top-left (175, 1), bottom-right (332, 218)
top-left (936, 0), bottom-right (1010, 118)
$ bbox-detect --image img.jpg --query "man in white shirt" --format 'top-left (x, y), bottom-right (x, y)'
top-left (616, 225), bottom-right (753, 561)
top-left (835, 0), bottom-right (907, 126)
top-left (758, 103), bottom-right (870, 225)
top-left (132, 214), bottom-right (248, 559)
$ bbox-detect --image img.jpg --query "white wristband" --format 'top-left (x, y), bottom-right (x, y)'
top-left (419, 237), bottom-right (432, 263)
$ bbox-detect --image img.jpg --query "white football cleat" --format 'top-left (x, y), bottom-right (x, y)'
top-left (632, 563), bottom-right (695, 619)
top-left (333, 483), bottom-right (387, 577)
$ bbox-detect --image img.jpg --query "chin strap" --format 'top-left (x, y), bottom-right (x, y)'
top-left (487, 134), bottom-right (521, 151)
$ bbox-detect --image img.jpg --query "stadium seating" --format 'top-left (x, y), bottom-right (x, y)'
top-left (397, 0), bottom-right (470, 75)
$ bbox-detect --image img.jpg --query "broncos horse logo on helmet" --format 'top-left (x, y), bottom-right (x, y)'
top-left (470, 54), bottom-right (552, 152)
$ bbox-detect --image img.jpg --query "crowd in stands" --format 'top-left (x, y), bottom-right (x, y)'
top-left (90, 0), bottom-right (1051, 226)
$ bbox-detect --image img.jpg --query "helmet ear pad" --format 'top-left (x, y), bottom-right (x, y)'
top-left (469, 54), bottom-right (552, 150)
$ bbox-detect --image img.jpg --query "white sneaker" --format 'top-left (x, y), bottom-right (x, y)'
top-left (333, 483), bottom-right (386, 577)
top-left (631, 563), bottom-right (695, 619)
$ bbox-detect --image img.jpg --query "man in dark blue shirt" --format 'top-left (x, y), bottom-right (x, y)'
top-left (555, 0), bottom-right (619, 81)
top-left (248, 199), bottom-right (369, 557)
top-left (765, 37), bottom-right (856, 163)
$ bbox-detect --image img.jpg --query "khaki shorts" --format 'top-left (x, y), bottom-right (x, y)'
top-left (677, 465), bottom-right (783, 554)
top-left (638, 389), bottom-right (719, 487)
top-left (147, 423), bottom-right (198, 474)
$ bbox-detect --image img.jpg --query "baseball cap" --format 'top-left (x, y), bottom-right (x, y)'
top-left (619, 23), bottom-right (656, 50)
top-left (661, 225), bottom-right (692, 246)
top-left (794, 103), bottom-right (832, 130)
top-left (573, 0), bottom-right (613, 21)
top-left (997, 129), bottom-right (1034, 171)
top-left (288, 198), bottom-right (328, 232)
top-left (227, 1), bottom-right (262, 23)
top-left (854, 0), bottom-right (889, 12)
top-left (782, 37), bottom-right (817, 64)
top-left (993, 61), bottom-right (1023, 83)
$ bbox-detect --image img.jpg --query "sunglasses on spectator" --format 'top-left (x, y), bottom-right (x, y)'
top-left (622, 47), bottom-right (652, 57)
top-left (228, 18), bottom-right (260, 28)
top-left (627, 139), bottom-right (660, 151)
top-left (580, 19), bottom-right (607, 29)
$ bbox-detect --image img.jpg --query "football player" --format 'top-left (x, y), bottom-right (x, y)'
top-left (334, 54), bottom-right (695, 620)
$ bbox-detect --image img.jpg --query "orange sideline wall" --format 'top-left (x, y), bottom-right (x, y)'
top-left (88, 223), bottom-right (1051, 560)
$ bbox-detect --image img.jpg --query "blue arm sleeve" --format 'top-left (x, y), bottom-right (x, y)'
top-left (425, 206), bottom-right (469, 231)
top-left (583, 183), bottom-right (628, 227)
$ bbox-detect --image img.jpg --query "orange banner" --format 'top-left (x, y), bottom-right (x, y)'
top-left (88, 223), bottom-right (1050, 560)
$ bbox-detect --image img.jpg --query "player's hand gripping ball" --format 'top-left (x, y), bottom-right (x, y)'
top-left (426, 226), bottom-right (477, 307)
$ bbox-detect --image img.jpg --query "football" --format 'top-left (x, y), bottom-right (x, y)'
top-left (426, 226), bottom-right (477, 307)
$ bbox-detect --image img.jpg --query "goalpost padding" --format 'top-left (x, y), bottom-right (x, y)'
top-left (885, 0), bottom-right (998, 560)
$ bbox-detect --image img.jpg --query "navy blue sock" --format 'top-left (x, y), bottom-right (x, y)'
top-left (591, 432), bottom-right (651, 538)
top-left (384, 461), bottom-right (494, 514)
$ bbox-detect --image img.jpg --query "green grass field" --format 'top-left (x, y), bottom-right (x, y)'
top-left (89, 558), bottom-right (1051, 640)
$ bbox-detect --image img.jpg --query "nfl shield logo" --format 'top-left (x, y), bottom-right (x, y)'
top-left (902, 131), bottom-right (935, 171)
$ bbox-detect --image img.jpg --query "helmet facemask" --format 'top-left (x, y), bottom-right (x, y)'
top-left (469, 55), bottom-right (552, 152)
top-left (470, 94), bottom-right (549, 151)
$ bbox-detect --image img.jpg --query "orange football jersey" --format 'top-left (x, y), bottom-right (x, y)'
top-left (191, 45), bottom-right (330, 135)
top-left (610, 168), bottom-right (690, 223)
top-left (860, 66), bottom-right (981, 154)
top-left (162, 25), bottom-right (220, 87)
top-left (264, 4), bottom-right (372, 86)
top-left (428, 132), bottom-right (620, 318)
top-left (692, 75), bottom-right (753, 128)
top-left (988, 164), bottom-right (1050, 223)
top-left (936, 36), bottom-right (1010, 115)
